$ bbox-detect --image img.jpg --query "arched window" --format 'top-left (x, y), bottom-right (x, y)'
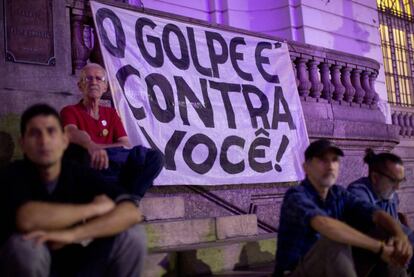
top-left (377, 0), bottom-right (414, 106)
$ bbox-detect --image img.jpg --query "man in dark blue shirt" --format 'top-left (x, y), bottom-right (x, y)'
top-left (348, 149), bottom-right (414, 273)
top-left (0, 104), bottom-right (146, 277)
top-left (274, 139), bottom-right (412, 277)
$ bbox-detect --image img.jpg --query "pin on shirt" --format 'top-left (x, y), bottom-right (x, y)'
top-left (101, 120), bottom-right (108, 136)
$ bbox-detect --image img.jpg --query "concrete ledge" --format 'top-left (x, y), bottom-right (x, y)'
top-left (144, 218), bottom-right (216, 248)
top-left (143, 233), bottom-right (276, 277)
top-left (216, 214), bottom-right (258, 240)
top-left (140, 196), bottom-right (185, 221)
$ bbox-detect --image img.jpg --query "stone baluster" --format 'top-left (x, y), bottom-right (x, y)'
top-left (361, 70), bottom-right (373, 104)
top-left (330, 65), bottom-right (346, 101)
top-left (369, 72), bottom-right (379, 105)
top-left (392, 111), bottom-right (398, 126)
top-left (71, 14), bottom-right (93, 70)
top-left (397, 113), bottom-right (405, 136)
top-left (410, 114), bottom-right (414, 137)
top-left (351, 69), bottom-right (365, 104)
top-left (402, 113), bottom-right (409, 136)
top-left (400, 113), bottom-right (407, 136)
top-left (319, 62), bottom-right (334, 101)
top-left (341, 66), bottom-right (356, 103)
top-left (391, 112), bottom-right (402, 136)
top-left (404, 113), bottom-right (412, 137)
top-left (290, 55), bottom-right (300, 88)
top-left (308, 60), bottom-right (323, 99)
top-left (295, 57), bottom-right (312, 97)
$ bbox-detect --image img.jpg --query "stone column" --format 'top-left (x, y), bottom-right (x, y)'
top-left (341, 66), bottom-right (356, 103)
top-left (392, 111), bottom-right (398, 125)
top-left (330, 64), bottom-right (345, 101)
top-left (393, 112), bottom-right (403, 136)
top-left (351, 69), bottom-right (365, 104)
top-left (397, 113), bottom-right (405, 136)
top-left (308, 60), bottom-right (323, 99)
top-left (71, 14), bottom-right (93, 70)
top-left (319, 62), bottom-right (334, 101)
top-left (290, 55), bottom-right (300, 88)
top-left (361, 70), bottom-right (373, 105)
top-left (295, 57), bottom-right (312, 97)
top-left (404, 113), bottom-right (412, 137)
top-left (369, 72), bottom-right (379, 106)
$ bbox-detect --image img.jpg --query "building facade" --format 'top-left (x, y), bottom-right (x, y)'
top-left (0, 0), bottom-right (413, 232)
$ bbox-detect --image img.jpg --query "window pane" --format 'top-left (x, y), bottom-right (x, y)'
top-left (378, 0), bottom-right (414, 106)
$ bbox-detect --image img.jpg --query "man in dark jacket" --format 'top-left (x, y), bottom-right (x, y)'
top-left (0, 104), bottom-right (146, 277)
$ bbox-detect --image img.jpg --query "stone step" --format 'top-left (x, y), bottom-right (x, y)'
top-left (212, 263), bottom-right (274, 277)
top-left (140, 196), bottom-right (185, 221)
top-left (144, 217), bottom-right (216, 249)
top-left (142, 252), bottom-right (176, 277)
top-left (216, 215), bottom-right (258, 240)
top-left (176, 234), bottom-right (275, 276)
top-left (144, 214), bottom-right (258, 248)
top-left (142, 233), bottom-right (276, 277)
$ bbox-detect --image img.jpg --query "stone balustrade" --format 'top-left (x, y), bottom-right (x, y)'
top-left (391, 104), bottom-right (414, 137)
top-left (67, 0), bottom-right (380, 109)
top-left (288, 41), bottom-right (380, 107)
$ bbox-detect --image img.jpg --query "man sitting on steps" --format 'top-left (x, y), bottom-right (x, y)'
top-left (0, 104), bottom-right (146, 277)
top-left (348, 149), bottom-right (414, 274)
top-left (274, 139), bottom-right (412, 277)
top-left (61, 63), bottom-right (164, 200)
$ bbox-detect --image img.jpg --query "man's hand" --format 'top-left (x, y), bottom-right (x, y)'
top-left (87, 143), bottom-right (109, 170)
top-left (389, 235), bottom-right (413, 266)
top-left (24, 229), bottom-right (76, 250)
top-left (398, 212), bottom-right (409, 227)
top-left (91, 195), bottom-right (115, 217)
top-left (380, 242), bottom-right (397, 265)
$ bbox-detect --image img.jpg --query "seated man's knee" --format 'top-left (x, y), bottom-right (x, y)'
top-left (319, 237), bottom-right (351, 254)
top-left (119, 225), bottom-right (147, 253)
top-left (147, 149), bottom-right (165, 170)
top-left (105, 225), bottom-right (147, 276)
top-left (130, 146), bottom-right (165, 172)
top-left (148, 148), bottom-right (164, 163)
top-left (1, 234), bottom-right (51, 275)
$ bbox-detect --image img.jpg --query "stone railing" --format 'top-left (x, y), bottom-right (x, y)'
top-left (390, 104), bottom-right (414, 137)
top-left (67, 1), bottom-right (380, 109)
top-left (288, 41), bottom-right (379, 107)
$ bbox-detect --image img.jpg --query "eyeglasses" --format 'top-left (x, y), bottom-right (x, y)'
top-left (82, 76), bottom-right (106, 83)
top-left (374, 171), bottom-right (406, 185)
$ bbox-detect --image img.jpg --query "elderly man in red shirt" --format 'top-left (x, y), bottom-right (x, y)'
top-left (61, 63), bottom-right (164, 200)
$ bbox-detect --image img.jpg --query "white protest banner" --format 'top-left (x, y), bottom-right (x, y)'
top-left (90, 1), bottom-right (309, 185)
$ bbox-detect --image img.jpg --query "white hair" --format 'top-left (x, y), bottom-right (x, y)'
top-left (79, 63), bottom-right (107, 82)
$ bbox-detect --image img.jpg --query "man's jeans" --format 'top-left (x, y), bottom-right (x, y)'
top-left (0, 224), bottom-right (147, 277)
top-left (103, 146), bottom-right (164, 198)
top-left (64, 144), bottom-right (164, 199)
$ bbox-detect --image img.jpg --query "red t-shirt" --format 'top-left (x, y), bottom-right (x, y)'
top-left (60, 102), bottom-right (127, 144)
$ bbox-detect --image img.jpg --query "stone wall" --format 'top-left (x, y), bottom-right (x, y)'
top-left (0, 0), bottom-right (81, 162)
